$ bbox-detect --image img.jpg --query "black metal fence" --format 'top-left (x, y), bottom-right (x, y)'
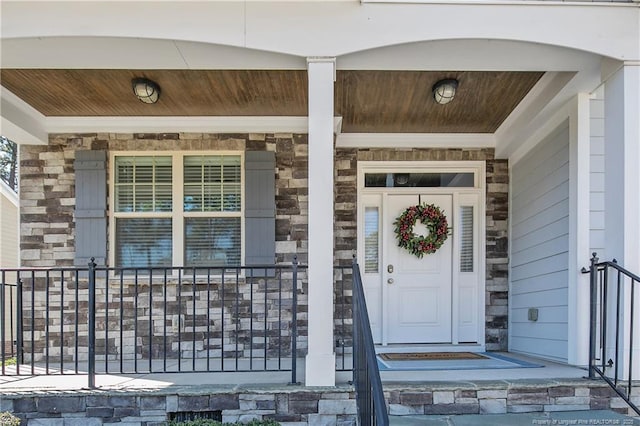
top-left (0, 260), bottom-right (313, 386)
top-left (1, 260), bottom-right (359, 387)
top-left (588, 253), bottom-right (640, 415)
top-left (351, 259), bottom-right (389, 426)
top-left (1, 272), bottom-right (18, 374)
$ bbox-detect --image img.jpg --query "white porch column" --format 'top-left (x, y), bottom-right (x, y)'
top-left (604, 62), bottom-right (640, 377)
top-left (305, 57), bottom-right (336, 386)
top-left (604, 63), bottom-right (640, 269)
top-left (568, 93), bottom-right (591, 367)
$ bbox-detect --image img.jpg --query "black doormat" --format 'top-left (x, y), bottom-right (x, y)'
top-left (378, 352), bottom-right (488, 361)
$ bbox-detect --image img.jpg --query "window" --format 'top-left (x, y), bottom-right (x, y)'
top-left (364, 172), bottom-right (474, 188)
top-left (459, 206), bottom-right (474, 272)
top-left (113, 153), bottom-right (242, 268)
top-left (364, 207), bottom-right (379, 273)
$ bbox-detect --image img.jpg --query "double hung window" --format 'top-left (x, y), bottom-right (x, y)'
top-left (112, 153), bottom-right (242, 268)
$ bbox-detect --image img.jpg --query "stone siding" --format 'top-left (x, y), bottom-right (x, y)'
top-left (1, 381), bottom-right (636, 425)
top-left (334, 148), bottom-right (509, 350)
top-left (1, 387), bottom-right (358, 425)
top-left (385, 382), bottom-right (635, 416)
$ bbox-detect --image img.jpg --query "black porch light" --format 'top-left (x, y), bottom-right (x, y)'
top-left (132, 77), bottom-right (161, 104)
top-left (432, 79), bottom-right (458, 105)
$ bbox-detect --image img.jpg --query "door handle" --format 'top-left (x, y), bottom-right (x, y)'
top-left (387, 264), bottom-right (394, 273)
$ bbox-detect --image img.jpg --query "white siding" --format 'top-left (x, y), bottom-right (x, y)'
top-left (0, 181), bottom-right (19, 353)
top-left (0, 181), bottom-right (19, 268)
top-left (590, 86), bottom-right (606, 260)
top-left (511, 121), bottom-right (570, 362)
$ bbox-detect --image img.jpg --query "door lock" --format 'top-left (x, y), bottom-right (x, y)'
top-left (387, 264), bottom-right (394, 273)
top-left (387, 278), bottom-right (394, 284)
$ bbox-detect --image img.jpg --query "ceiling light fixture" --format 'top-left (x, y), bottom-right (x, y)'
top-left (432, 79), bottom-right (458, 105)
top-left (132, 78), bottom-right (161, 104)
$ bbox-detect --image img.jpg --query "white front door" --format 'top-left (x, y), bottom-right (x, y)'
top-left (358, 161), bottom-right (485, 347)
top-left (384, 193), bottom-right (453, 343)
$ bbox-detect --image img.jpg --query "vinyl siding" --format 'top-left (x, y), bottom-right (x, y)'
top-left (0, 182), bottom-right (19, 352)
top-left (510, 121), bottom-right (570, 362)
top-left (0, 182), bottom-right (19, 268)
top-left (590, 86), bottom-right (606, 260)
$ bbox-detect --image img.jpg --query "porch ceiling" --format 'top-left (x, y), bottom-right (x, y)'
top-left (0, 69), bottom-right (543, 133)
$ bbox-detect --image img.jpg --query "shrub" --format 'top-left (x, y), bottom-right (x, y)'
top-left (167, 420), bottom-right (279, 426)
top-left (0, 412), bottom-right (20, 426)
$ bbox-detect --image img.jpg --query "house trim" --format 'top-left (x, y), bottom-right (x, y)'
top-left (336, 133), bottom-right (495, 148)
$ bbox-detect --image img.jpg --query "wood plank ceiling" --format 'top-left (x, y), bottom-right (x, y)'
top-left (0, 69), bottom-right (543, 133)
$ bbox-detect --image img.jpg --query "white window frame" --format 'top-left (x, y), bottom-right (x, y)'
top-left (109, 151), bottom-right (245, 268)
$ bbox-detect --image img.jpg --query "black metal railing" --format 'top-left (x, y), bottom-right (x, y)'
top-left (334, 264), bottom-right (354, 372)
top-left (588, 253), bottom-right (640, 415)
top-left (1, 259), bottom-right (306, 387)
top-left (1, 272), bottom-right (18, 374)
top-left (351, 258), bottom-right (389, 426)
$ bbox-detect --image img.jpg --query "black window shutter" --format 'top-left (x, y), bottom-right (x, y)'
top-left (74, 150), bottom-right (107, 266)
top-left (244, 151), bottom-right (276, 269)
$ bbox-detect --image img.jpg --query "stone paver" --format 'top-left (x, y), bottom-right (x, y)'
top-left (389, 410), bottom-right (640, 425)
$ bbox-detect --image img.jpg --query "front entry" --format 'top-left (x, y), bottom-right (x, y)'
top-left (358, 162), bottom-right (485, 347)
top-left (385, 193), bottom-right (453, 343)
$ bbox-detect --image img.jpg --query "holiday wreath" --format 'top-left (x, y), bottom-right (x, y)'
top-left (393, 203), bottom-right (450, 258)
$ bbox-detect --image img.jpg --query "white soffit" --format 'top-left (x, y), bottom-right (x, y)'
top-left (0, 88), bottom-right (48, 145)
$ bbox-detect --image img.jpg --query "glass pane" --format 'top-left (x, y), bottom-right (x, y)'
top-left (116, 159), bottom-right (134, 183)
top-left (460, 206), bottom-right (474, 272)
top-left (116, 218), bottom-right (172, 268)
top-left (184, 185), bottom-right (203, 212)
top-left (364, 207), bottom-right (379, 273)
top-left (203, 184), bottom-right (222, 212)
top-left (222, 183), bottom-right (241, 212)
top-left (116, 185), bottom-right (134, 212)
top-left (184, 155), bottom-right (241, 212)
top-left (115, 156), bottom-right (172, 212)
top-left (365, 172), bottom-right (474, 188)
top-left (135, 185), bottom-right (153, 212)
top-left (156, 184), bottom-right (173, 212)
top-left (185, 217), bottom-right (241, 267)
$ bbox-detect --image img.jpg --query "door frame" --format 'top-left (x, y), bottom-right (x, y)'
top-left (357, 161), bottom-right (487, 348)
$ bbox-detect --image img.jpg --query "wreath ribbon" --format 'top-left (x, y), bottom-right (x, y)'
top-left (393, 203), bottom-right (450, 258)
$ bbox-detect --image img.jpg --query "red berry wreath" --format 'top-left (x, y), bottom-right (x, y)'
top-left (393, 203), bottom-right (450, 258)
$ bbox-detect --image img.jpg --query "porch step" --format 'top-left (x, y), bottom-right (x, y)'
top-left (389, 410), bottom-right (640, 425)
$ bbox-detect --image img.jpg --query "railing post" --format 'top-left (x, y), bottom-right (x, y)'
top-left (16, 278), bottom-right (23, 367)
top-left (87, 258), bottom-right (96, 389)
top-left (291, 256), bottom-right (298, 385)
top-left (588, 252), bottom-right (599, 379)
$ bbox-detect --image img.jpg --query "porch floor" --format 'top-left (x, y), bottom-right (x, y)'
top-left (0, 352), bottom-right (587, 392)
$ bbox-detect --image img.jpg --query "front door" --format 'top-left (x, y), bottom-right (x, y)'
top-left (384, 193), bottom-right (453, 343)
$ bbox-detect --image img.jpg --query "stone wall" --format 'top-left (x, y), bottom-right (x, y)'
top-left (0, 381), bottom-right (634, 425)
top-left (19, 136), bottom-right (508, 354)
top-left (0, 387), bottom-right (358, 425)
top-left (334, 148), bottom-right (509, 350)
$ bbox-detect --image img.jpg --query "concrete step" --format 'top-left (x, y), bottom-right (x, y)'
top-left (389, 409), bottom-right (640, 425)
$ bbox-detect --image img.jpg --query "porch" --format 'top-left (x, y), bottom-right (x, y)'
top-left (0, 353), bottom-right (635, 425)
top-left (2, 261), bottom-right (639, 425)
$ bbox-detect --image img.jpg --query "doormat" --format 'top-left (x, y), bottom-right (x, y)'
top-left (377, 352), bottom-right (543, 371)
top-left (379, 352), bottom-right (487, 361)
